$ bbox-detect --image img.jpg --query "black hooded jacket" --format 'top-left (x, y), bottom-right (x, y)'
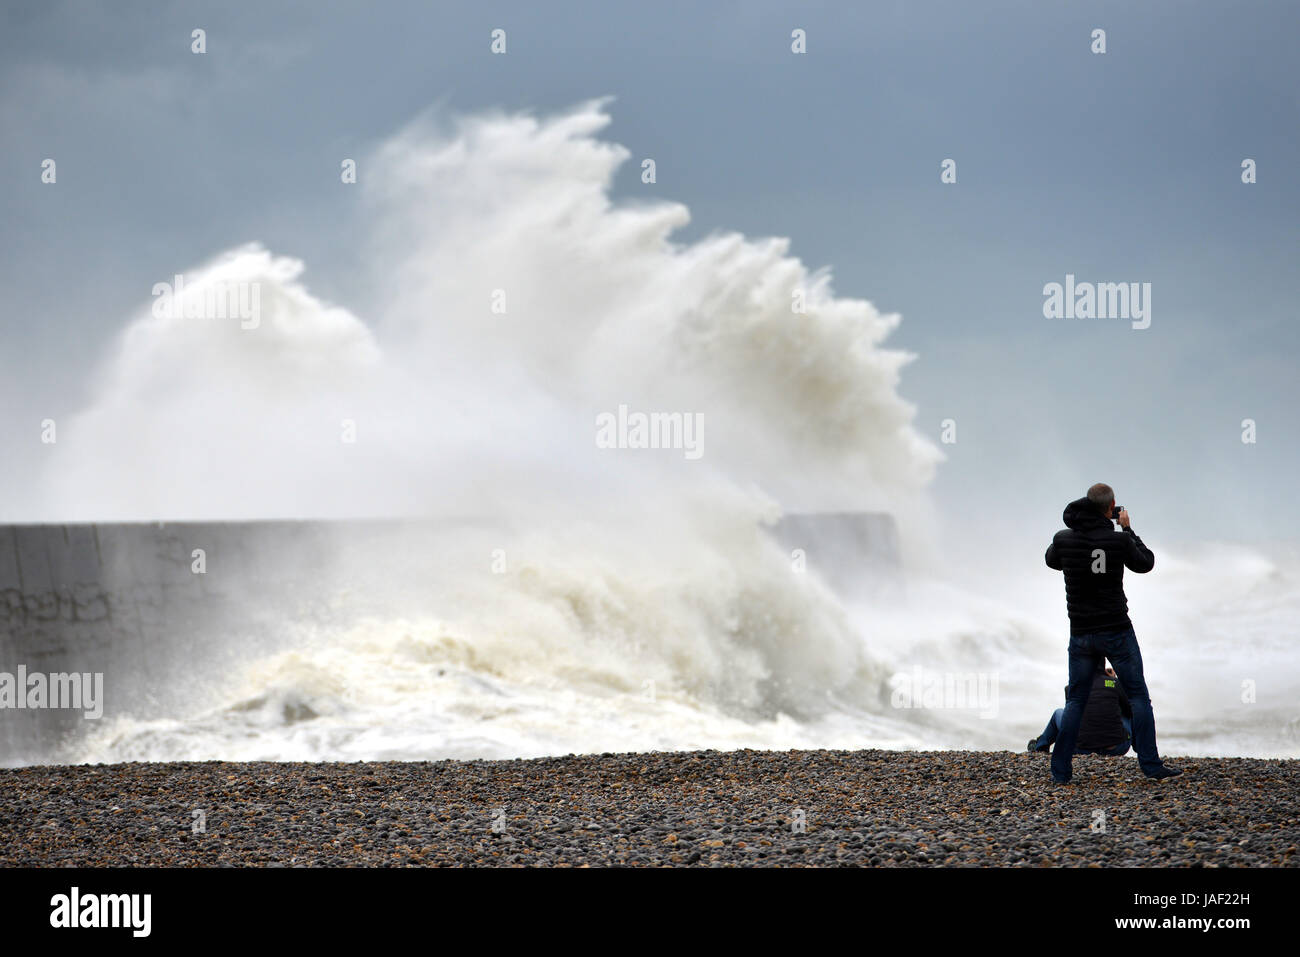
top-left (1076, 668), bottom-right (1133, 751)
top-left (1045, 497), bottom-right (1155, 634)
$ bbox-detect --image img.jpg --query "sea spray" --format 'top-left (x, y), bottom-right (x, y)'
top-left (21, 101), bottom-right (1295, 764)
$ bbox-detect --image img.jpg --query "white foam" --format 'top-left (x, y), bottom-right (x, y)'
top-left (28, 100), bottom-right (1298, 763)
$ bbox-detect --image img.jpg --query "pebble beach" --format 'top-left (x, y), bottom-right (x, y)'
top-left (2, 749), bottom-right (1296, 867)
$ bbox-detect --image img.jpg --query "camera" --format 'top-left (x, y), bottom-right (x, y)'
top-left (1112, 505), bottom-right (1125, 521)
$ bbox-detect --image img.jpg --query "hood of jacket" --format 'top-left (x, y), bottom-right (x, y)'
top-left (1062, 496), bottom-right (1115, 532)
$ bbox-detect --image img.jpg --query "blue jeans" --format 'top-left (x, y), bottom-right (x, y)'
top-left (1035, 708), bottom-right (1131, 756)
top-left (1052, 627), bottom-right (1167, 781)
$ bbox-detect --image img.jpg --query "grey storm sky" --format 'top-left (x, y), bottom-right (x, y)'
top-left (1, 0), bottom-right (1297, 540)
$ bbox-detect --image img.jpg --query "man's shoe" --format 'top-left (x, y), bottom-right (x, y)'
top-left (1051, 775), bottom-right (1071, 785)
top-left (1145, 765), bottom-right (1183, 780)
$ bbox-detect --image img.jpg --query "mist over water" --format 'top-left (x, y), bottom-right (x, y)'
top-left (13, 101), bottom-right (1297, 764)
top-left (37, 100), bottom-right (938, 528)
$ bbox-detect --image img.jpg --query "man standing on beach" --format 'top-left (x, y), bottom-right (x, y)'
top-left (1044, 483), bottom-right (1181, 783)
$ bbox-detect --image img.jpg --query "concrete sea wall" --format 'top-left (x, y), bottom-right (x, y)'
top-left (0, 514), bottom-right (899, 763)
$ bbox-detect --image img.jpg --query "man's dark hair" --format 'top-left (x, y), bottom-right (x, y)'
top-left (1087, 482), bottom-right (1115, 513)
